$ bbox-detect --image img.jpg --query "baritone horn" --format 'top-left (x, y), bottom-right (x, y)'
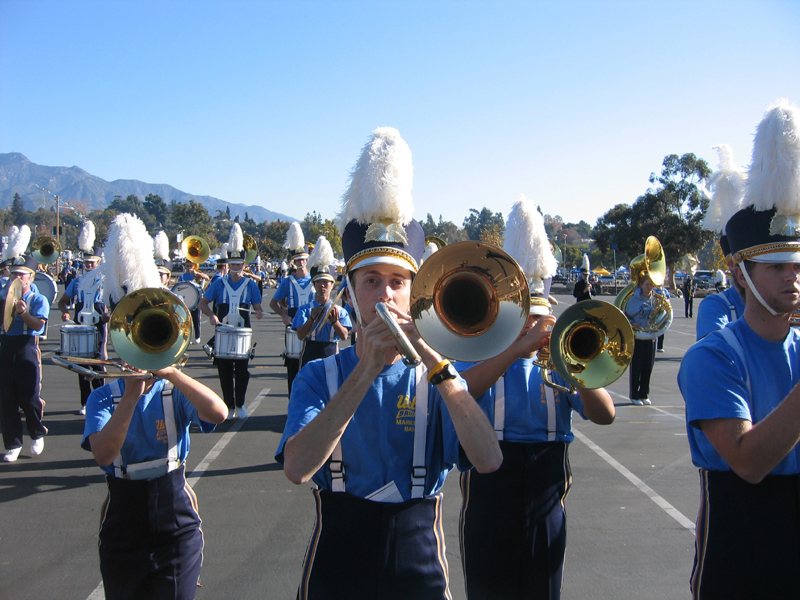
top-left (52, 288), bottom-right (192, 378)
top-left (181, 235), bottom-right (210, 267)
top-left (614, 236), bottom-right (673, 340)
top-left (32, 235), bottom-right (60, 264)
top-left (535, 300), bottom-right (634, 393)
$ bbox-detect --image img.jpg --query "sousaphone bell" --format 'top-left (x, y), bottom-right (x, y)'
top-left (180, 235), bottom-right (210, 267)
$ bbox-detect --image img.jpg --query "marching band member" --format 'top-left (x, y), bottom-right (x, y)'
top-left (57, 220), bottom-right (108, 415)
top-left (679, 99), bottom-right (800, 599)
top-left (1, 254), bottom-right (51, 462)
top-left (696, 144), bottom-right (747, 340)
top-left (572, 254), bottom-right (594, 302)
top-left (269, 222), bottom-right (313, 395)
top-left (457, 197), bottom-right (615, 600)
top-left (199, 224), bottom-right (264, 420)
top-left (276, 127), bottom-right (501, 599)
top-left (625, 271), bottom-right (658, 405)
top-left (177, 257), bottom-right (210, 344)
top-left (81, 212), bottom-right (228, 600)
top-left (293, 236), bottom-right (352, 367)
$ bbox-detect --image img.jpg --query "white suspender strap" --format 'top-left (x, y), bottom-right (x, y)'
top-left (161, 382), bottom-right (179, 469)
top-left (323, 356), bottom-right (346, 493)
top-left (109, 380), bottom-right (125, 477)
top-left (730, 304), bottom-right (738, 322)
top-left (494, 376), bottom-right (505, 441)
top-left (77, 275), bottom-right (103, 325)
top-left (411, 365), bottom-right (429, 500)
top-left (719, 327), bottom-right (751, 402)
top-left (221, 278), bottom-right (245, 327)
top-left (545, 385), bottom-right (557, 442)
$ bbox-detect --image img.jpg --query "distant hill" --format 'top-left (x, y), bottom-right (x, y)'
top-left (0, 152), bottom-right (297, 223)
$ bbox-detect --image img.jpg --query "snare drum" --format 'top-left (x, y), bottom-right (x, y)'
top-left (171, 281), bottom-right (203, 310)
top-left (59, 324), bottom-right (99, 358)
top-left (214, 325), bottom-right (253, 360)
top-left (284, 327), bottom-right (303, 360)
top-left (34, 271), bottom-right (58, 303)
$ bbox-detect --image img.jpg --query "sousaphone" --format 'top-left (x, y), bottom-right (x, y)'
top-left (32, 235), bottom-right (60, 265)
top-left (614, 236), bottom-right (673, 340)
top-left (180, 235), bottom-right (210, 267)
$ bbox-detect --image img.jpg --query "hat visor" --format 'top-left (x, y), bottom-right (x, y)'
top-left (292, 253), bottom-right (310, 260)
top-left (748, 250), bottom-right (800, 263)
top-left (10, 267), bottom-right (35, 275)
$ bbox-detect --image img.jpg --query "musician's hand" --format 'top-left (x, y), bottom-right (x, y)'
top-left (328, 306), bottom-right (340, 323)
top-left (512, 314), bottom-right (556, 357)
top-left (310, 306), bottom-right (324, 321)
top-left (122, 376), bottom-right (147, 402)
top-left (14, 300), bottom-right (27, 315)
top-left (210, 315), bottom-right (220, 327)
top-left (282, 315), bottom-right (292, 326)
top-left (357, 309), bottom-right (403, 373)
top-left (255, 309), bottom-right (263, 320)
top-left (151, 366), bottom-right (176, 380)
top-left (61, 312), bottom-right (71, 322)
top-left (100, 313), bottom-right (111, 324)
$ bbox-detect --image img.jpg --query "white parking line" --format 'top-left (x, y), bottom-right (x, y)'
top-left (85, 387), bottom-right (271, 600)
top-left (573, 428), bottom-right (695, 533)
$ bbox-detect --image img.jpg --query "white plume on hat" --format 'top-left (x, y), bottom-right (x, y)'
top-left (7, 224), bottom-right (32, 261)
top-left (78, 220), bottom-right (96, 254)
top-left (153, 231), bottom-right (170, 261)
top-left (219, 243), bottom-right (229, 260)
top-left (703, 144), bottom-right (747, 233)
top-left (308, 236), bottom-right (334, 270)
top-left (3, 225), bottom-right (19, 260)
top-left (504, 195), bottom-right (557, 294)
top-left (421, 242), bottom-right (439, 263)
top-left (582, 254), bottom-right (591, 272)
top-left (336, 127), bottom-right (414, 233)
top-left (97, 213), bottom-right (161, 304)
top-left (745, 99), bottom-right (800, 218)
top-left (228, 222), bottom-right (244, 253)
top-left (284, 222), bottom-right (305, 252)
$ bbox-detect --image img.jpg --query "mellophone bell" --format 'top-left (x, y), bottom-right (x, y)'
top-left (198, 223), bottom-right (264, 420)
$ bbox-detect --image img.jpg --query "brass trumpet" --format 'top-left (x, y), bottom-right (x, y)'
top-left (52, 288), bottom-right (192, 379)
top-left (32, 235), bottom-right (60, 265)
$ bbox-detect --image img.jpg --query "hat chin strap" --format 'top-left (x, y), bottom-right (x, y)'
top-left (346, 273), bottom-right (364, 327)
top-left (739, 261), bottom-right (779, 316)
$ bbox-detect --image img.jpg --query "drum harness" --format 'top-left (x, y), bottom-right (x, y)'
top-left (106, 379), bottom-right (180, 480)
top-left (322, 355), bottom-right (429, 502)
top-left (220, 278), bottom-right (252, 328)
top-left (77, 273), bottom-right (104, 325)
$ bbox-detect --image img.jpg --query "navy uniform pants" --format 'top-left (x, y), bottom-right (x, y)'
top-left (0, 335), bottom-right (47, 450)
top-left (216, 358), bottom-right (250, 409)
top-left (460, 441), bottom-right (570, 600)
top-left (691, 469), bottom-right (800, 599)
top-left (299, 340), bottom-right (337, 368)
top-left (298, 489), bottom-right (450, 600)
top-left (629, 338), bottom-right (656, 401)
top-left (99, 465), bottom-right (204, 600)
top-left (72, 305), bottom-right (109, 406)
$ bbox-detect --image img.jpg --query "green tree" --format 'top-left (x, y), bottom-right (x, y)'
top-left (172, 200), bottom-right (213, 239)
top-left (144, 194), bottom-right (170, 228)
top-left (8, 193), bottom-right (27, 226)
top-left (593, 153), bottom-right (715, 288)
top-left (422, 214), bottom-right (467, 244)
top-left (463, 207), bottom-right (504, 243)
top-left (260, 220), bottom-right (291, 260)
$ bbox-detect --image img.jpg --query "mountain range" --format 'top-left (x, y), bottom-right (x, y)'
top-left (0, 152), bottom-right (296, 223)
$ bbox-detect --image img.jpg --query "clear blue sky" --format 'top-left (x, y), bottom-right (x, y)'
top-left (2, 0), bottom-right (798, 228)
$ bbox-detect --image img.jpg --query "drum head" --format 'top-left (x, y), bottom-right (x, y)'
top-left (34, 271), bottom-right (58, 303)
top-left (171, 281), bottom-right (202, 310)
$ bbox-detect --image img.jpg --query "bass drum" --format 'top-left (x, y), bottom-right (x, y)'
top-left (171, 281), bottom-right (203, 310)
top-left (34, 271), bottom-right (58, 303)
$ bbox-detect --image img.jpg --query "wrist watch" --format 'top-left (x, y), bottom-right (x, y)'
top-left (429, 362), bottom-right (458, 385)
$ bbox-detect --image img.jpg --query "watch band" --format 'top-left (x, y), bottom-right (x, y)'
top-left (429, 363), bottom-right (457, 386)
